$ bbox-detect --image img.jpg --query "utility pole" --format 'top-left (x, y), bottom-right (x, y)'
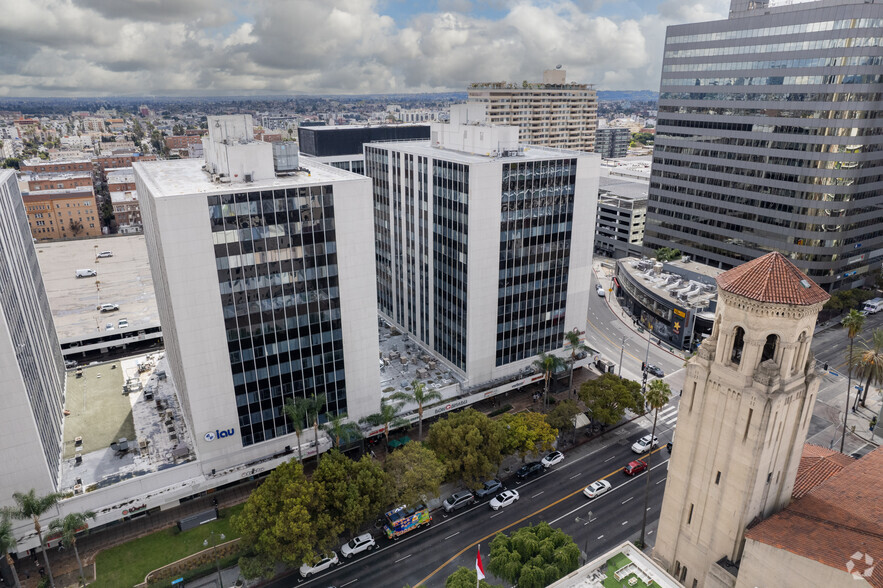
top-left (619, 335), bottom-right (628, 377)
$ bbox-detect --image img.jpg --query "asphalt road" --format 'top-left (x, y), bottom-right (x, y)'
top-left (265, 396), bottom-right (681, 588)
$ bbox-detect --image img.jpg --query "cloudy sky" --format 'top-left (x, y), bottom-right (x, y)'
top-left (0, 0), bottom-right (730, 97)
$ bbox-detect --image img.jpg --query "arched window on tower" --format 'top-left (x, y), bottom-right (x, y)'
top-left (731, 327), bottom-right (745, 364)
top-left (761, 334), bottom-right (778, 363)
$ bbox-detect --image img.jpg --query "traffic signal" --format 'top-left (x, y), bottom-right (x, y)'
top-left (642, 362), bottom-right (646, 372)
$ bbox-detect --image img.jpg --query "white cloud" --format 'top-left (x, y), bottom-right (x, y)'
top-left (0, 0), bottom-right (729, 96)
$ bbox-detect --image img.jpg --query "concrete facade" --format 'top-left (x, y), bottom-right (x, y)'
top-left (654, 254), bottom-right (827, 587)
top-left (734, 538), bottom-right (870, 588)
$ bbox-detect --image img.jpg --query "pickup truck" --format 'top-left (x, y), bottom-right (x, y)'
top-left (383, 504), bottom-right (431, 540)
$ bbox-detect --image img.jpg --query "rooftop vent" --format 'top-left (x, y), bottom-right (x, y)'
top-left (272, 142), bottom-right (299, 173)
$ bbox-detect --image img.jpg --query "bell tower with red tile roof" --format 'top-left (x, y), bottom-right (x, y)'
top-left (653, 252), bottom-right (830, 587)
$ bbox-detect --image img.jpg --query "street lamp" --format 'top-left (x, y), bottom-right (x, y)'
top-left (204, 530), bottom-right (226, 588)
top-left (618, 335), bottom-right (629, 377)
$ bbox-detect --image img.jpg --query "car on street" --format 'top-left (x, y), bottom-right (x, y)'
top-left (541, 451), bottom-right (564, 468)
top-left (489, 490), bottom-right (519, 511)
top-left (646, 364), bottom-right (665, 377)
top-left (631, 434), bottom-right (659, 454)
top-left (515, 461), bottom-right (544, 481)
top-left (583, 480), bottom-right (612, 499)
top-left (474, 479), bottom-right (503, 499)
top-left (667, 441), bottom-right (673, 452)
top-left (340, 534), bottom-right (376, 558)
top-left (443, 490), bottom-right (475, 513)
top-left (299, 552), bottom-right (338, 578)
top-left (596, 285), bottom-right (606, 297)
top-left (624, 460), bottom-right (648, 476)
top-left (99, 303), bottom-right (119, 312)
top-left (96, 251), bottom-right (113, 258)
top-left (118, 318), bottom-right (129, 329)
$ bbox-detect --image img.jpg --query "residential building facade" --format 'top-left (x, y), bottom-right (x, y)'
top-left (24, 189), bottom-right (101, 240)
top-left (365, 105), bottom-right (599, 384)
top-left (135, 115), bottom-right (380, 471)
top-left (0, 169), bottom-right (67, 510)
top-left (594, 127), bottom-right (632, 159)
top-left (19, 158), bottom-right (92, 174)
top-left (468, 69), bottom-right (598, 152)
top-left (644, 0), bottom-right (883, 291)
top-left (594, 173), bottom-right (649, 259)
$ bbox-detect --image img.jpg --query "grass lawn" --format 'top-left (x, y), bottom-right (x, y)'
top-left (92, 504), bottom-right (244, 588)
top-left (63, 362), bottom-right (133, 457)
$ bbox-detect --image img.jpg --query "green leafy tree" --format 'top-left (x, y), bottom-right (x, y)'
top-left (384, 443), bottom-right (446, 506)
top-left (654, 247), bottom-right (681, 262)
top-left (500, 411), bottom-right (558, 462)
top-left (533, 352), bottom-right (565, 412)
top-left (427, 408), bottom-right (506, 487)
top-left (841, 309), bottom-right (865, 452)
top-left (131, 119), bottom-right (144, 143)
top-left (323, 412), bottom-right (362, 449)
top-left (488, 523), bottom-right (580, 588)
top-left (68, 218), bottom-right (84, 237)
top-left (1, 157), bottom-right (20, 169)
top-left (445, 567), bottom-right (503, 588)
top-left (283, 397), bottom-right (311, 463)
top-left (563, 331), bottom-right (592, 395)
top-left (48, 510), bottom-right (95, 584)
top-left (306, 393), bottom-right (327, 462)
top-left (313, 450), bottom-right (391, 539)
top-left (360, 399), bottom-right (407, 446)
top-left (851, 329), bottom-right (883, 407)
top-left (389, 380), bottom-right (443, 440)
top-left (579, 373), bottom-right (643, 427)
top-left (172, 123), bottom-right (186, 136)
top-left (546, 399), bottom-right (581, 442)
top-left (237, 554), bottom-right (276, 581)
top-left (8, 489), bottom-right (62, 588)
top-left (232, 460), bottom-right (328, 570)
top-left (639, 379), bottom-right (671, 547)
top-left (0, 515), bottom-right (22, 588)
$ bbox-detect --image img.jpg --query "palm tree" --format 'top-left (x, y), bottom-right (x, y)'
top-left (8, 489), bottom-right (62, 588)
top-left (563, 331), bottom-right (592, 396)
top-left (533, 352), bottom-right (565, 412)
top-left (306, 394), bottom-right (327, 462)
top-left (323, 412), bottom-right (362, 450)
top-left (840, 310), bottom-right (865, 453)
top-left (389, 380), bottom-right (443, 440)
top-left (48, 510), bottom-right (95, 584)
top-left (283, 397), bottom-right (311, 463)
top-left (360, 399), bottom-right (406, 447)
top-left (850, 329), bottom-right (883, 408)
top-left (639, 379), bottom-right (671, 548)
top-left (0, 515), bottom-right (22, 588)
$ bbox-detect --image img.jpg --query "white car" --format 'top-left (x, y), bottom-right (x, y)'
top-left (340, 533), bottom-right (376, 558)
top-left (631, 434), bottom-right (659, 454)
top-left (299, 552), bottom-right (338, 577)
top-left (118, 318), bottom-right (129, 329)
top-left (105, 322), bottom-right (114, 331)
top-left (596, 286), bottom-right (605, 297)
top-left (489, 489), bottom-right (519, 511)
top-left (99, 303), bottom-right (119, 312)
top-left (541, 451), bottom-right (564, 468)
top-left (96, 251), bottom-right (113, 258)
top-left (583, 480), bottom-right (612, 499)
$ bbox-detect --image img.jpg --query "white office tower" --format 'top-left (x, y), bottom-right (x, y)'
top-left (135, 115), bottom-right (380, 472)
top-left (0, 169), bottom-right (66, 509)
top-left (365, 105), bottom-right (599, 384)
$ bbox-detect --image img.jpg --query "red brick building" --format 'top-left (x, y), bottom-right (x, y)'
top-left (95, 153), bottom-right (157, 175)
top-left (20, 159), bottom-right (92, 174)
top-left (24, 189), bottom-right (102, 240)
top-left (165, 135), bottom-right (203, 150)
top-left (25, 172), bottom-right (93, 192)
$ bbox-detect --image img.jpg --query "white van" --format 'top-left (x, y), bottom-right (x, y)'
top-left (75, 269), bottom-right (97, 278)
top-left (862, 298), bottom-right (883, 314)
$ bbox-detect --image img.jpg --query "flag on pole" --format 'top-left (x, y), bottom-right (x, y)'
top-left (476, 545), bottom-right (486, 581)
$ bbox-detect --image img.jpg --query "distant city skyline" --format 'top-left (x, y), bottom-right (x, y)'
top-left (0, 0), bottom-right (730, 97)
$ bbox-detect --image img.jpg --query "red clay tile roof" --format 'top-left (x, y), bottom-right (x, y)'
top-left (793, 444), bottom-right (856, 499)
top-left (745, 447), bottom-right (883, 586)
top-left (716, 251), bottom-right (830, 306)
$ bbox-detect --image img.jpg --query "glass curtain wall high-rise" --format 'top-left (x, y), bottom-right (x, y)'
top-left (208, 186), bottom-right (345, 448)
top-left (496, 159), bottom-right (577, 366)
top-left (644, 0), bottom-right (883, 291)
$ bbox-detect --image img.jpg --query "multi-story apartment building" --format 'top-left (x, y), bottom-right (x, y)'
top-left (107, 168), bottom-right (141, 232)
top-left (365, 105), bottom-right (599, 384)
top-left (19, 158), bottom-right (92, 174)
top-left (24, 188), bottom-right (101, 240)
top-left (164, 135), bottom-right (203, 151)
top-left (0, 169), bottom-right (67, 510)
top-left (468, 69), bottom-right (598, 152)
top-left (644, 0), bottom-right (883, 291)
top-left (135, 115), bottom-right (380, 464)
top-left (594, 127), bottom-right (632, 159)
top-left (22, 171), bottom-right (93, 193)
top-left (95, 153), bottom-right (156, 176)
top-left (594, 173), bottom-right (648, 259)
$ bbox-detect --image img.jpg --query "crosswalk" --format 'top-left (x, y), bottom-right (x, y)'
top-left (656, 404), bottom-right (679, 428)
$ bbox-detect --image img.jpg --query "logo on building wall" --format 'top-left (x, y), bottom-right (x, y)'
top-left (845, 551), bottom-right (875, 580)
top-left (204, 428), bottom-right (235, 442)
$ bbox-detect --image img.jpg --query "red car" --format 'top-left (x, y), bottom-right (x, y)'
top-left (624, 460), bottom-right (648, 476)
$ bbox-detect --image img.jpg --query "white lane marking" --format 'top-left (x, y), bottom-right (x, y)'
top-left (340, 580), bottom-right (358, 588)
top-left (622, 497), bottom-right (634, 504)
top-left (569, 473), bottom-right (581, 480)
top-left (597, 535), bottom-right (605, 540)
top-left (604, 456), bottom-right (616, 462)
top-left (490, 511), bottom-right (504, 518)
top-left (621, 521), bottom-right (629, 526)
top-left (395, 554), bottom-right (412, 563)
top-left (656, 478), bottom-right (666, 485)
top-left (444, 532), bottom-right (460, 540)
top-left (648, 530), bottom-right (654, 536)
top-left (532, 491), bottom-right (544, 498)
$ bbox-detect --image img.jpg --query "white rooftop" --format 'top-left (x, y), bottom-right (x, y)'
top-left (367, 139), bottom-right (590, 165)
top-left (134, 155), bottom-right (363, 198)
